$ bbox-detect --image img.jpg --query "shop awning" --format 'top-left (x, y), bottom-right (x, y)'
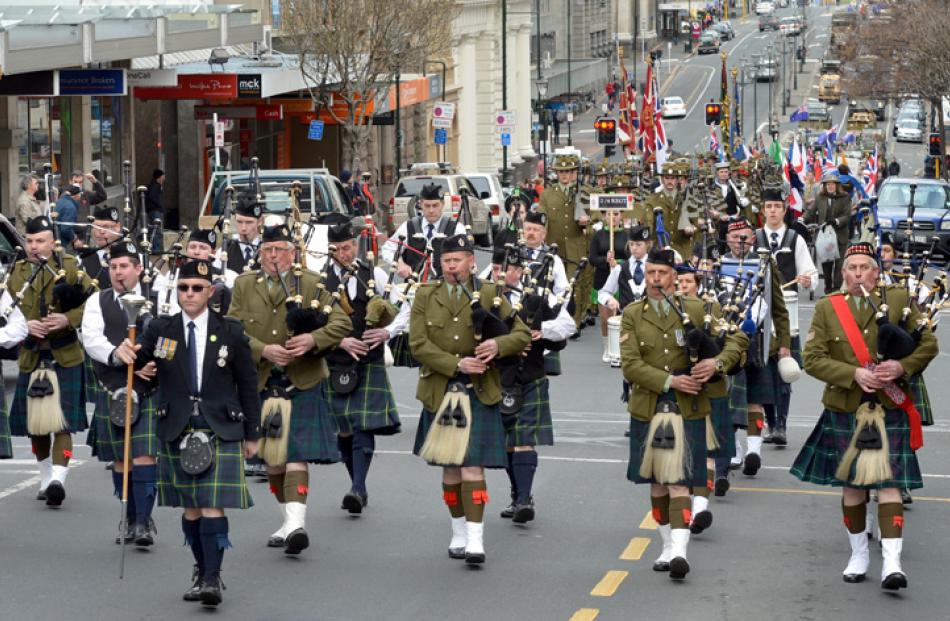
top-left (657, 2), bottom-right (692, 11)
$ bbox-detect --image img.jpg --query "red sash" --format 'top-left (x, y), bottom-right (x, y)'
top-left (828, 294), bottom-right (923, 450)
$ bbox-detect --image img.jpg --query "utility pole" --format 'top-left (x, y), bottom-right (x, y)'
top-left (502, 0), bottom-right (510, 186)
top-left (566, 0), bottom-right (572, 146)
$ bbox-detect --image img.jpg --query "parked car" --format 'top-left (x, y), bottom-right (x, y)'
top-left (697, 31), bottom-right (721, 54)
top-left (464, 172), bottom-right (505, 232)
top-left (710, 21), bottom-right (735, 41)
top-left (756, 57), bottom-right (779, 82)
top-left (805, 98), bottom-right (829, 121)
top-left (758, 14), bottom-right (780, 31)
top-left (895, 118), bottom-right (924, 143)
top-left (390, 174), bottom-right (493, 247)
top-left (660, 96), bottom-right (687, 119)
top-left (876, 178), bottom-right (950, 257)
top-left (755, 1), bottom-right (775, 15)
top-left (893, 111), bottom-right (922, 136)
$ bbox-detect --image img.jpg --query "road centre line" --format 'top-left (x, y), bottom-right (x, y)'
top-left (640, 510), bottom-right (658, 530)
top-left (569, 608), bottom-right (600, 621)
top-left (0, 476), bottom-right (39, 501)
top-left (619, 537), bottom-right (651, 561)
top-left (685, 66), bottom-right (718, 119)
top-left (590, 570), bottom-right (628, 597)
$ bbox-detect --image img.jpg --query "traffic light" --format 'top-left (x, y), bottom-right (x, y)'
top-left (595, 117), bottom-right (617, 145)
top-left (705, 102), bottom-right (722, 126)
top-left (929, 133), bottom-right (943, 156)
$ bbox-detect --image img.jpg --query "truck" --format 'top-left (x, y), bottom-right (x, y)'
top-left (818, 74), bottom-right (841, 104)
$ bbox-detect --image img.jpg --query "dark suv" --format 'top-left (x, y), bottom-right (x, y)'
top-left (876, 178), bottom-right (950, 257)
top-left (759, 15), bottom-right (779, 31)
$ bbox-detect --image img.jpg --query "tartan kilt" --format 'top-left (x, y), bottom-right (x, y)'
top-left (790, 408), bottom-right (923, 490)
top-left (388, 333), bottom-right (419, 368)
top-left (0, 391), bottom-right (11, 459)
top-left (745, 357), bottom-right (780, 405)
top-left (158, 426), bottom-right (253, 509)
top-left (909, 375), bottom-right (933, 427)
top-left (728, 370), bottom-right (749, 428)
top-left (326, 360), bottom-right (401, 436)
top-left (10, 358), bottom-right (87, 436)
top-left (83, 356), bottom-right (104, 405)
top-left (413, 387), bottom-right (508, 468)
top-left (627, 415), bottom-right (707, 486)
top-left (283, 382), bottom-right (340, 464)
top-left (707, 396), bottom-right (736, 459)
top-left (502, 378), bottom-right (554, 448)
top-left (90, 388), bottom-right (160, 462)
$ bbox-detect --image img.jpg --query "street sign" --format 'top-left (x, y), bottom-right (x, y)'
top-left (432, 101), bottom-right (455, 119)
top-left (213, 121), bottom-right (225, 147)
top-left (432, 118), bottom-right (453, 128)
top-left (588, 194), bottom-right (634, 211)
top-left (501, 133), bottom-right (511, 146)
top-left (434, 128), bottom-right (448, 145)
top-left (567, 111), bottom-right (574, 123)
top-left (495, 124), bottom-right (514, 134)
top-left (496, 110), bottom-right (516, 127)
top-left (307, 119), bottom-right (325, 141)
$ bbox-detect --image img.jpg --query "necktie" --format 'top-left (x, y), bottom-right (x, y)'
top-left (426, 223), bottom-right (435, 240)
top-left (187, 320), bottom-right (199, 395)
top-left (633, 260), bottom-right (644, 285)
top-left (244, 245), bottom-right (253, 263)
top-left (770, 231), bottom-right (779, 252)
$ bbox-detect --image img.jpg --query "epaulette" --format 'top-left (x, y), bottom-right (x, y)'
top-left (234, 269), bottom-right (259, 284)
top-left (221, 315), bottom-right (245, 333)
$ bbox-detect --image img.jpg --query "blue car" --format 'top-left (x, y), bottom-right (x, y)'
top-left (876, 177), bottom-right (950, 256)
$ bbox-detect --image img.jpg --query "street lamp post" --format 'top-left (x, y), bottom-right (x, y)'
top-left (501, 0), bottom-right (510, 186)
top-left (566, 0), bottom-right (572, 146)
top-left (781, 35), bottom-right (787, 116)
top-left (740, 57), bottom-right (749, 145)
top-left (766, 44), bottom-right (774, 135)
top-left (751, 52), bottom-right (760, 145)
top-left (536, 77), bottom-right (549, 186)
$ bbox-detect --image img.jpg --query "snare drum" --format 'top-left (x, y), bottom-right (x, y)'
top-left (783, 290), bottom-right (799, 337)
top-left (607, 315), bottom-right (622, 367)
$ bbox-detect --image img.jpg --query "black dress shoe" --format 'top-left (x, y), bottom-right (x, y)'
top-left (36, 489), bottom-right (47, 501)
top-left (500, 499), bottom-right (516, 519)
top-left (45, 481), bottom-right (65, 507)
top-left (772, 428), bottom-right (787, 446)
top-left (689, 510), bottom-right (712, 534)
top-left (465, 551), bottom-right (485, 565)
top-left (882, 572), bottom-right (907, 590)
top-left (115, 521), bottom-right (136, 545)
top-left (284, 528), bottom-right (309, 555)
top-left (652, 559), bottom-right (670, 572)
top-left (267, 534), bottom-right (285, 548)
top-left (448, 547), bottom-right (466, 559)
top-left (742, 453), bottom-right (761, 476)
top-left (569, 331), bottom-right (581, 341)
top-left (714, 477), bottom-right (730, 497)
top-left (669, 557), bottom-right (690, 580)
top-left (183, 566), bottom-right (203, 602)
top-left (762, 428), bottom-right (774, 443)
top-left (512, 502), bottom-right (535, 524)
top-left (901, 489), bottom-right (913, 505)
top-left (199, 572), bottom-right (224, 607)
top-left (842, 572), bottom-right (866, 583)
top-left (134, 519), bottom-right (156, 547)
top-left (342, 491), bottom-right (365, 515)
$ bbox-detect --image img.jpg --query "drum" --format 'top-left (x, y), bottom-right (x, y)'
top-left (783, 290), bottom-right (799, 337)
top-left (607, 315), bottom-right (622, 367)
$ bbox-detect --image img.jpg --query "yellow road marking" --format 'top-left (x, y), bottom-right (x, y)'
top-left (590, 570), bottom-right (628, 597)
top-left (569, 609), bottom-right (600, 621)
top-left (620, 537), bottom-right (651, 561)
top-left (730, 486), bottom-right (950, 504)
top-left (639, 510), bottom-right (658, 530)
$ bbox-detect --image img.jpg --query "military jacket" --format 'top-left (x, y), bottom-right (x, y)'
top-left (803, 286), bottom-right (937, 413)
top-left (409, 278), bottom-right (531, 412)
top-left (644, 191), bottom-right (696, 260)
top-left (538, 184), bottom-right (589, 263)
top-left (620, 295), bottom-right (748, 421)
top-left (228, 268), bottom-right (352, 392)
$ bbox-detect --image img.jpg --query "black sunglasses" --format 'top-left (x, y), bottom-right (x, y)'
top-left (177, 284), bottom-right (209, 293)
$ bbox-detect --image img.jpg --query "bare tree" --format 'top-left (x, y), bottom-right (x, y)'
top-left (280, 0), bottom-right (457, 172)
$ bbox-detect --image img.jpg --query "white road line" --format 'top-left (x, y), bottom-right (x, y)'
top-left (685, 66), bottom-right (718, 119)
top-left (0, 476), bottom-right (39, 501)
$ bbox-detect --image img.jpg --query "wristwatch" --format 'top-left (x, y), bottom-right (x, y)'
top-left (715, 358), bottom-right (725, 375)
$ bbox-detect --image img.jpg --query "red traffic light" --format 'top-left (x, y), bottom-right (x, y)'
top-left (930, 133), bottom-right (943, 156)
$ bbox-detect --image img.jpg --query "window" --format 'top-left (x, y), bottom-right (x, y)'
top-left (18, 98), bottom-right (64, 183)
top-left (91, 96), bottom-right (121, 187)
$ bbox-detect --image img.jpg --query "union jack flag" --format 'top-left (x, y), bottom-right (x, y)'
top-left (862, 147), bottom-right (878, 197)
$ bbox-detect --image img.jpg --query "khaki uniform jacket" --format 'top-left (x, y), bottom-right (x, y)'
top-left (538, 184), bottom-right (589, 263)
top-left (228, 269), bottom-right (352, 392)
top-left (803, 286), bottom-right (937, 413)
top-left (644, 191), bottom-right (696, 260)
top-left (621, 295), bottom-right (748, 421)
top-left (8, 254), bottom-right (91, 372)
top-left (410, 279), bottom-right (531, 413)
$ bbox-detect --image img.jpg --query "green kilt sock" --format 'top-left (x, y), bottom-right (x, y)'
top-left (284, 471), bottom-right (309, 504)
top-left (651, 494), bottom-right (671, 526)
top-left (267, 473), bottom-right (286, 502)
top-left (32, 435), bottom-right (51, 462)
top-left (442, 483), bottom-right (465, 519)
top-left (878, 503), bottom-right (904, 538)
top-left (460, 480), bottom-right (489, 523)
top-left (842, 500), bottom-right (867, 535)
top-left (669, 496), bottom-right (692, 529)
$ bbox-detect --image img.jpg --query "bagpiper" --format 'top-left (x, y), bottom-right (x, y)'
top-left (80, 205), bottom-right (126, 289)
top-left (114, 259), bottom-right (262, 607)
top-left (791, 242), bottom-right (937, 589)
top-left (228, 224), bottom-right (351, 555)
top-left (223, 195), bottom-right (264, 274)
top-left (410, 233), bottom-right (531, 564)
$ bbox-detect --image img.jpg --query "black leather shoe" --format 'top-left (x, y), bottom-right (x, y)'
top-left (669, 557), bottom-right (690, 580)
top-left (762, 427), bottom-right (774, 443)
top-left (448, 547), bottom-right (466, 559)
top-left (843, 572), bottom-right (866, 583)
top-left (742, 453), bottom-right (761, 476)
top-left (183, 566), bottom-right (203, 602)
top-left (465, 551), bottom-right (485, 565)
top-left (652, 559), bottom-right (670, 572)
top-left (115, 521), bottom-right (136, 545)
top-left (714, 477), bottom-right (730, 497)
top-left (342, 491), bottom-right (364, 515)
top-left (284, 528), bottom-right (309, 555)
top-left (882, 572), bottom-right (907, 590)
top-left (689, 510), bottom-right (712, 534)
top-left (901, 489), bottom-right (913, 505)
top-left (134, 519), bottom-right (155, 547)
top-left (512, 502), bottom-right (535, 524)
top-left (569, 331), bottom-right (581, 341)
top-left (45, 481), bottom-right (65, 507)
top-left (199, 572), bottom-right (224, 607)
top-left (772, 428), bottom-right (788, 446)
top-left (267, 534), bottom-right (285, 548)
top-left (499, 499), bottom-right (516, 519)
top-left (36, 489), bottom-right (47, 501)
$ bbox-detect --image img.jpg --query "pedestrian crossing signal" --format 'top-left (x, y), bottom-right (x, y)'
top-left (595, 117), bottom-right (617, 145)
top-left (929, 133), bottom-right (942, 156)
top-left (705, 102), bottom-right (722, 126)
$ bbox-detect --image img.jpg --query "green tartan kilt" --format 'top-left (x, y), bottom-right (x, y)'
top-left (908, 375), bottom-right (933, 427)
top-left (158, 425), bottom-right (253, 509)
top-left (90, 388), bottom-right (160, 462)
top-left (413, 387), bottom-right (508, 469)
top-left (10, 357), bottom-right (87, 436)
top-left (83, 356), bottom-right (104, 405)
top-left (0, 390), bottom-right (11, 459)
top-left (388, 333), bottom-right (419, 368)
top-left (790, 408), bottom-right (923, 490)
top-left (503, 378), bottom-right (554, 448)
top-left (326, 360), bottom-right (401, 436)
top-left (282, 382), bottom-right (340, 464)
top-left (745, 357), bottom-right (780, 405)
top-left (707, 396), bottom-right (736, 459)
top-left (627, 415), bottom-right (707, 486)
top-left (728, 370), bottom-right (749, 428)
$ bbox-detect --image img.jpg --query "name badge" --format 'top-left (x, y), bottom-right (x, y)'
top-left (674, 329), bottom-right (686, 346)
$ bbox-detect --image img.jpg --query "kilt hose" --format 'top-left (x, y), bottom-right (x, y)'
top-left (10, 356), bottom-right (87, 436)
top-left (707, 396), bottom-right (735, 459)
top-left (282, 381), bottom-right (340, 465)
top-left (90, 388), bottom-right (160, 462)
top-left (326, 360), bottom-right (401, 436)
top-left (790, 408), bottom-right (923, 490)
top-left (413, 385), bottom-right (508, 469)
top-left (158, 421), bottom-right (253, 510)
top-left (502, 378), bottom-right (554, 448)
top-left (627, 415), bottom-right (707, 487)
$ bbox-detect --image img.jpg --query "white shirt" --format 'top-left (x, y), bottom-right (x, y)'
top-left (182, 308), bottom-right (210, 392)
top-left (523, 247), bottom-right (569, 298)
top-left (81, 283), bottom-right (143, 365)
top-left (332, 263), bottom-right (410, 339)
top-left (760, 223), bottom-right (819, 290)
top-left (0, 290), bottom-right (28, 349)
top-left (598, 256), bottom-right (647, 306)
top-left (504, 288), bottom-right (575, 342)
top-left (380, 216), bottom-right (467, 264)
